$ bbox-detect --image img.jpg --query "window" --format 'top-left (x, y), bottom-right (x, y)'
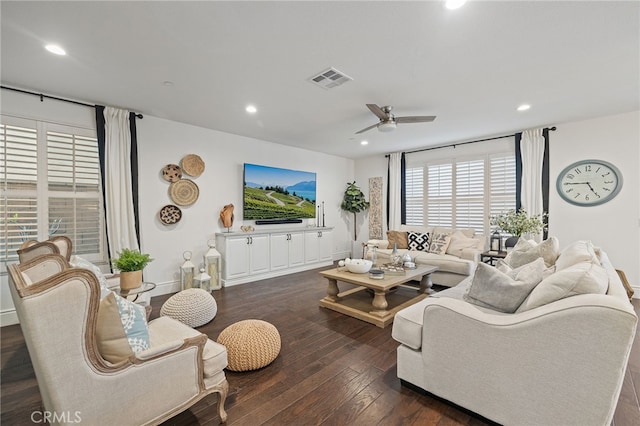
top-left (1, 116), bottom-right (105, 266)
top-left (404, 152), bottom-right (515, 235)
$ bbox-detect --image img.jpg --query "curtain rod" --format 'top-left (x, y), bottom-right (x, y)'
top-left (385, 126), bottom-right (556, 157)
top-left (1, 85), bottom-right (143, 119)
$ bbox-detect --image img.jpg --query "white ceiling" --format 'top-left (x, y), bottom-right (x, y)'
top-left (2, 1), bottom-right (638, 159)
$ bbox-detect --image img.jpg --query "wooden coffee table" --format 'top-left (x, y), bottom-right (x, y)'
top-left (319, 264), bottom-right (438, 328)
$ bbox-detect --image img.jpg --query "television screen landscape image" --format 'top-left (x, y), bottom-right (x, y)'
top-left (243, 163), bottom-right (316, 220)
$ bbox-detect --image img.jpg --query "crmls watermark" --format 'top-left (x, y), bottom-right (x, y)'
top-left (31, 411), bottom-right (82, 424)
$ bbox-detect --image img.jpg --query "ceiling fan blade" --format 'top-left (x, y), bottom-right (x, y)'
top-left (366, 104), bottom-right (388, 120)
top-left (355, 123), bottom-right (379, 134)
top-left (396, 116), bottom-right (437, 124)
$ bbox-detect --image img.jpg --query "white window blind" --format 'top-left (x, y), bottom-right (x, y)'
top-left (406, 151), bottom-right (515, 236)
top-left (1, 117), bottom-right (105, 265)
top-left (455, 159), bottom-right (484, 231)
top-left (490, 153), bottom-right (517, 220)
top-left (426, 163), bottom-right (453, 227)
top-left (405, 166), bottom-right (424, 225)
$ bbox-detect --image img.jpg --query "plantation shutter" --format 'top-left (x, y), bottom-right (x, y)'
top-left (0, 123), bottom-right (39, 261)
top-left (405, 166), bottom-right (424, 225)
top-left (426, 163), bottom-right (453, 227)
top-left (455, 159), bottom-right (484, 230)
top-left (489, 153), bottom-right (517, 223)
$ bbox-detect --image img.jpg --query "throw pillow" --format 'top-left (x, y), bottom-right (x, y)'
top-left (96, 292), bottom-right (150, 363)
top-left (70, 255), bottom-right (111, 299)
top-left (503, 236), bottom-right (560, 269)
top-left (427, 233), bottom-right (451, 255)
top-left (464, 258), bottom-right (545, 313)
top-left (446, 231), bottom-right (483, 257)
top-left (516, 260), bottom-right (609, 312)
top-left (555, 240), bottom-right (601, 271)
top-left (387, 231), bottom-right (409, 249)
top-left (407, 232), bottom-right (430, 252)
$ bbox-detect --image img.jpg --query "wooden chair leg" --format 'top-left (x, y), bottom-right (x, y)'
top-left (616, 269), bottom-right (635, 301)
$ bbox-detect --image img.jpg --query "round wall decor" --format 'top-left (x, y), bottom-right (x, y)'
top-left (556, 159), bottom-right (623, 206)
top-left (170, 179), bottom-right (199, 206)
top-left (181, 154), bottom-right (205, 177)
top-left (159, 204), bottom-right (182, 225)
top-left (162, 164), bottom-right (182, 182)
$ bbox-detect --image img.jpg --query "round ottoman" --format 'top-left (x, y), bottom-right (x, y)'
top-left (160, 288), bottom-right (217, 327)
top-left (217, 319), bottom-right (281, 372)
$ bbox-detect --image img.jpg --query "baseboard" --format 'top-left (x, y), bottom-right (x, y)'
top-left (1, 309), bottom-right (19, 327)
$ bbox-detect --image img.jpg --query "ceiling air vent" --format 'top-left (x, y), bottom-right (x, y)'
top-left (308, 67), bottom-right (353, 90)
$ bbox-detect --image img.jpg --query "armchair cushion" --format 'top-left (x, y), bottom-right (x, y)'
top-left (70, 255), bottom-right (111, 299)
top-left (464, 259), bottom-right (545, 313)
top-left (503, 236), bottom-right (560, 268)
top-left (387, 231), bottom-right (409, 249)
top-left (97, 292), bottom-right (150, 363)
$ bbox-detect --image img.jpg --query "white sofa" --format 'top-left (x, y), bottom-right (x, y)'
top-left (367, 226), bottom-right (484, 287)
top-left (391, 242), bottom-right (637, 426)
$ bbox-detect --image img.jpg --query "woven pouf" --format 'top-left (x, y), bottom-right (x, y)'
top-left (160, 288), bottom-right (217, 328)
top-left (217, 319), bottom-right (281, 372)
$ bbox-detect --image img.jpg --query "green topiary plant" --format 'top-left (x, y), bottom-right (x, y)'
top-left (340, 181), bottom-right (369, 241)
top-left (112, 248), bottom-right (153, 272)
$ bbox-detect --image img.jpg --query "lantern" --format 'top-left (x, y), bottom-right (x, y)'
top-left (181, 251), bottom-right (195, 290)
top-left (205, 239), bottom-right (222, 290)
top-left (490, 230), bottom-right (503, 253)
top-left (194, 268), bottom-right (212, 292)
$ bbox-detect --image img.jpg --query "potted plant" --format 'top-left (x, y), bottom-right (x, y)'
top-left (490, 209), bottom-right (548, 248)
top-left (112, 248), bottom-right (153, 290)
top-left (340, 181), bottom-right (369, 241)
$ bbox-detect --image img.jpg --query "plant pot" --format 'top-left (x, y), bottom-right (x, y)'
top-left (120, 270), bottom-right (142, 291)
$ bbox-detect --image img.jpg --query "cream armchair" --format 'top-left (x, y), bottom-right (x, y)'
top-left (8, 254), bottom-right (229, 425)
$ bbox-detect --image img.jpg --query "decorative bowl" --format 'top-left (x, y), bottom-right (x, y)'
top-left (344, 258), bottom-right (373, 274)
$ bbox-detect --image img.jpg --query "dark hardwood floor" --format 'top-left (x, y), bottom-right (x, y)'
top-left (2, 266), bottom-right (639, 425)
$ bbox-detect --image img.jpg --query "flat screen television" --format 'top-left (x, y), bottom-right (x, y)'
top-left (243, 163), bottom-right (316, 221)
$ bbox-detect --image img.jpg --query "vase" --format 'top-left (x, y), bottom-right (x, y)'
top-left (120, 270), bottom-right (142, 290)
top-left (505, 236), bottom-right (519, 251)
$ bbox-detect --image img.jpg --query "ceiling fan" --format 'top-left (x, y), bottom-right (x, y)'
top-left (355, 104), bottom-right (436, 134)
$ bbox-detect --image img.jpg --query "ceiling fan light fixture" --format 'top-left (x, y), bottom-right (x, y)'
top-left (377, 121), bottom-right (397, 132)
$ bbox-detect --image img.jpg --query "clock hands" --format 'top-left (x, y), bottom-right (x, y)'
top-left (563, 181), bottom-right (600, 198)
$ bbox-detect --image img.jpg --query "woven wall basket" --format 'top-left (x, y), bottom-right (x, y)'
top-left (181, 154), bottom-right (205, 177)
top-left (162, 164), bottom-right (182, 182)
top-left (170, 179), bottom-right (199, 206)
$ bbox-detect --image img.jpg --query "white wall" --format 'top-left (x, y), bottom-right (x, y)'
top-left (136, 116), bottom-right (354, 293)
top-left (355, 110), bottom-right (640, 293)
top-left (0, 90), bottom-right (355, 325)
top-left (548, 111), bottom-right (640, 290)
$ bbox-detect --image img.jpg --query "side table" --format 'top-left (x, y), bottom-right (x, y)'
top-left (109, 282), bottom-right (156, 319)
top-left (480, 251), bottom-right (507, 266)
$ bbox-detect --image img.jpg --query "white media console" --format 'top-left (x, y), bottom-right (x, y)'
top-left (215, 227), bottom-right (334, 286)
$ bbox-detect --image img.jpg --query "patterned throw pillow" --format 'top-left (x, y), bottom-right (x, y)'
top-left (428, 233), bottom-right (452, 255)
top-left (408, 232), bottom-right (430, 251)
top-left (96, 292), bottom-right (150, 363)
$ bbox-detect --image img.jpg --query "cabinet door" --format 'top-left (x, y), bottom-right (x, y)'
top-left (225, 237), bottom-right (250, 280)
top-left (270, 233), bottom-right (290, 271)
top-left (318, 230), bottom-right (333, 262)
top-left (249, 234), bottom-right (270, 274)
top-left (288, 232), bottom-right (306, 267)
top-left (304, 231), bottom-right (320, 264)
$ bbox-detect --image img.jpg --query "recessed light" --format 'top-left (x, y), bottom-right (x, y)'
top-left (45, 44), bottom-right (66, 55)
top-left (245, 105), bottom-right (257, 114)
top-left (444, 0), bottom-right (467, 10)
top-left (517, 104), bottom-right (531, 111)
top-left (360, 140), bottom-right (369, 146)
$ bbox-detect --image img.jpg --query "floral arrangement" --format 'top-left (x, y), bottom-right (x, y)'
top-left (490, 209), bottom-right (548, 237)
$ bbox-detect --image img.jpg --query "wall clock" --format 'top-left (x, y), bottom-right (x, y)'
top-left (556, 159), bottom-right (623, 206)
